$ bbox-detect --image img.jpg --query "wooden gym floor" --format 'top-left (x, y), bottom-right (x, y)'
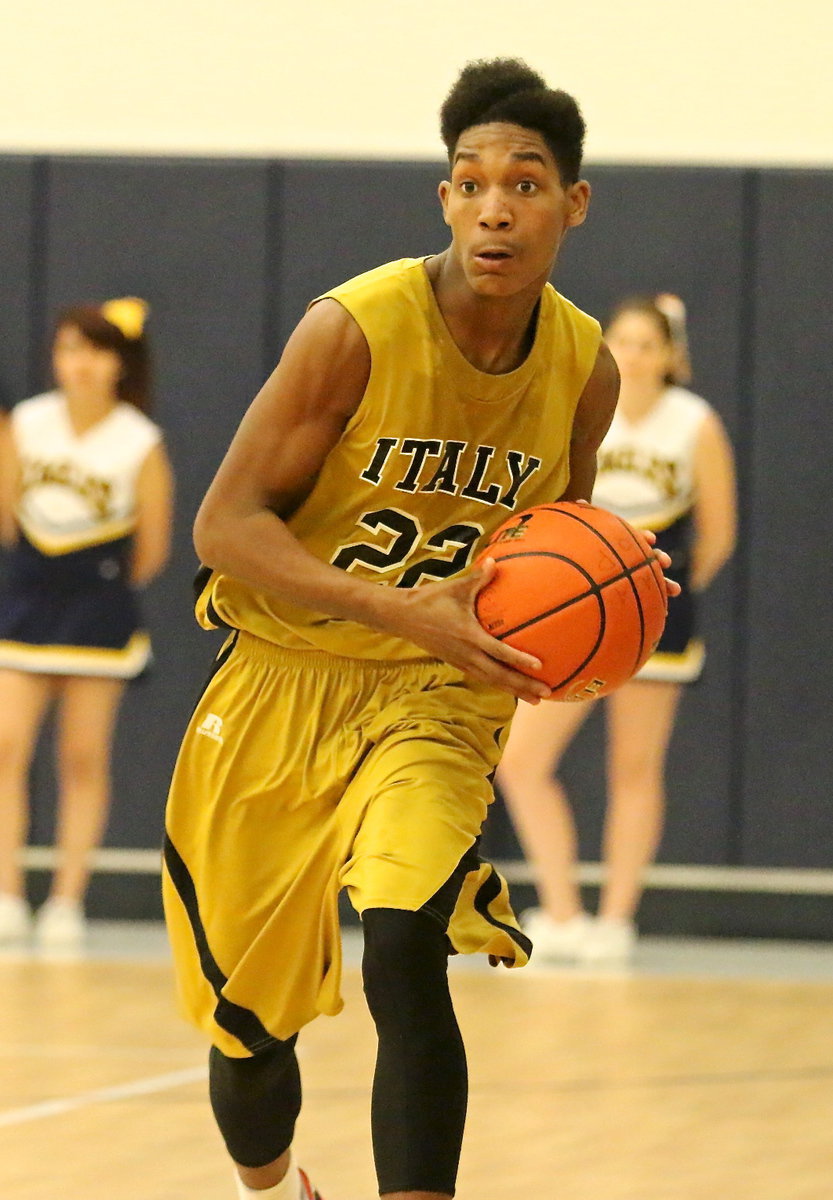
top-left (1, 926), bottom-right (832, 1200)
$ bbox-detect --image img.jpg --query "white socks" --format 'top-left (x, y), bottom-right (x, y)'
top-left (235, 1150), bottom-right (302, 1199)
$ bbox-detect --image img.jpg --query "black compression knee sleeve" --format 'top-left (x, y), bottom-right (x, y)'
top-left (208, 1036), bottom-right (301, 1169)
top-left (362, 907), bottom-right (466, 1196)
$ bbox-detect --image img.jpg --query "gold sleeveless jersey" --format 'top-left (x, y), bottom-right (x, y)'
top-left (197, 258), bottom-right (601, 660)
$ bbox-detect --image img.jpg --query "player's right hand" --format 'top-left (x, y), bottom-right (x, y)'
top-left (375, 558), bottom-right (552, 704)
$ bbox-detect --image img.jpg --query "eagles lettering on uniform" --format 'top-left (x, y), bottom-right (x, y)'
top-left (592, 385), bottom-right (712, 683)
top-left (0, 391), bottom-right (162, 678)
top-left (195, 257), bottom-right (601, 658)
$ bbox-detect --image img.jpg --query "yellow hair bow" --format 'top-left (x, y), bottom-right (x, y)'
top-left (100, 296), bottom-right (149, 340)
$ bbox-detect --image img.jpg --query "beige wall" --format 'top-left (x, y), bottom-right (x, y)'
top-left (1, 0), bottom-right (830, 163)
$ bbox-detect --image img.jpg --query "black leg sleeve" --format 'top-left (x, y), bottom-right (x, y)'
top-left (208, 1036), bottom-right (302, 1169)
top-left (362, 907), bottom-right (467, 1197)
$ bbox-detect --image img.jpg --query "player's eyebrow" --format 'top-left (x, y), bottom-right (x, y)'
top-left (452, 149), bottom-right (548, 166)
top-left (510, 151), bottom-right (547, 166)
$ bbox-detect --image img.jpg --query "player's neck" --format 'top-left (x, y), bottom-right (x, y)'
top-left (426, 252), bottom-right (541, 375)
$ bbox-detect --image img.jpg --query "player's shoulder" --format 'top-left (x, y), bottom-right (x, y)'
top-left (548, 286), bottom-right (602, 337)
top-left (319, 257), bottom-right (427, 306)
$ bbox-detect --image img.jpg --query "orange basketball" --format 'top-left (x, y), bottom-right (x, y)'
top-left (475, 501), bottom-right (668, 701)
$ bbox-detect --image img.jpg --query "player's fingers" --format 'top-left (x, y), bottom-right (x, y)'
top-left (466, 556), bottom-right (497, 596)
top-left (468, 619), bottom-right (545, 678)
top-left (465, 643), bottom-right (551, 702)
top-left (638, 527), bottom-right (672, 567)
top-left (663, 576), bottom-right (682, 597)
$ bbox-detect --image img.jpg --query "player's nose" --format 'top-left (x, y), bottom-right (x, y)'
top-left (477, 188), bottom-right (512, 229)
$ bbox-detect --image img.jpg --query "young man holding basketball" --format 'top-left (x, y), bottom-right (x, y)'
top-left (163, 58), bottom-right (676, 1200)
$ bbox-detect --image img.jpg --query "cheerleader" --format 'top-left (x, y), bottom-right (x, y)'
top-left (0, 298), bottom-right (173, 947)
top-left (497, 295), bottom-right (737, 964)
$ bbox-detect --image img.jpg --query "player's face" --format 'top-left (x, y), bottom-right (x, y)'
top-left (53, 324), bottom-right (123, 401)
top-left (438, 123), bottom-right (590, 298)
top-left (606, 312), bottom-right (674, 388)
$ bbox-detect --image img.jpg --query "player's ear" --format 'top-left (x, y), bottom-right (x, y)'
top-left (565, 180), bottom-right (591, 228)
top-left (438, 179), bottom-right (451, 227)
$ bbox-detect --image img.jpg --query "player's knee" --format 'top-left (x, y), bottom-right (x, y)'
top-left (361, 907), bottom-right (451, 1027)
top-left (208, 1038), bottom-right (301, 1168)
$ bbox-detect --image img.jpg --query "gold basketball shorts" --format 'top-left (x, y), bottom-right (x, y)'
top-left (162, 630), bottom-right (529, 1057)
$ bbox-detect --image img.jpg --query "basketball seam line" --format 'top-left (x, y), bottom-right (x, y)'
top-left (500, 506), bottom-right (663, 671)
top-left (532, 507), bottom-right (650, 671)
top-left (489, 556), bottom-right (656, 641)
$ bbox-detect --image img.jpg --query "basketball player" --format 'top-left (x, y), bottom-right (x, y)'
top-left (498, 295), bottom-right (737, 964)
top-left (0, 299), bottom-right (173, 947)
top-left (163, 61), bottom-right (678, 1200)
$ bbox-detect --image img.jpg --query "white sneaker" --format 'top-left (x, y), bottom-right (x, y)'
top-left (34, 898), bottom-right (87, 949)
top-left (580, 916), bottom-right (637, 965)
top-left (521, 908), bottom-right (593, 963)
top-left (0, 893), bottom-right (32, 944)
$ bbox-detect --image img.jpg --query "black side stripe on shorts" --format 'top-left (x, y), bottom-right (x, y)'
top-left (486, 721), bottom-right (511, 785)
top-left (472, 866), bottom-right (533, 961)
top-left (419, 839), bottom-right (482, 929)
top-left (192, 564), bottom-right (231, 630)
top-left (189, 629), bottom-right (239, 720)
top-left (163, 833), bottom-right (276, 1053)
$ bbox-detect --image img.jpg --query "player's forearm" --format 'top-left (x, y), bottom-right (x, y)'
top-left (194, 505), bottom-right (400, 631)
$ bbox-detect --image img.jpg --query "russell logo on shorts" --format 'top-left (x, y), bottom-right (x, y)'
top-left (195, 712), bottom-right (224, 744)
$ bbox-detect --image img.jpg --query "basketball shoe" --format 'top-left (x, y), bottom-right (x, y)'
top-left (298, 1166), bottom-right (323, 1199)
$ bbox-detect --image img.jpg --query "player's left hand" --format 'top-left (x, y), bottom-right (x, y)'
top-left (641, 529), bottom-right (682, 598)
top-left (573, 500), bottom-right (681, 599)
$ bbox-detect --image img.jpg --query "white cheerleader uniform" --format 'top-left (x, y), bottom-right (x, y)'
top-left (592, 386), bottom-right (711, 683)
top-left (0, 391), bottom-right (162, 678)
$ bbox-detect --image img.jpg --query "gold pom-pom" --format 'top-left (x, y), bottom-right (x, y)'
top-left (100, 297), bottom-right (149, 340)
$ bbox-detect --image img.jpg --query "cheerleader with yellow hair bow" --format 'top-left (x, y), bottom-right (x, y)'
top-left (0, 298), bottom-right (174, 949)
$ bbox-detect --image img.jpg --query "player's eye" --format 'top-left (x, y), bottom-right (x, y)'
top-left (517, 180), bottom-right (538, 195)
top-left (459, 180), bottom-right (478, 195)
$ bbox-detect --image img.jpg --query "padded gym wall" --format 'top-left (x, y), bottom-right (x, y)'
top-left (25, 157), bottom-right (274, 848)
top-left (739, 171), bottom-right (833, 866)
top-left (0, 158), bottom-right (40, 410)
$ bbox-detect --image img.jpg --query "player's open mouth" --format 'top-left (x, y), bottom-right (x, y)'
top-left (474, 249), bottom-right (513, 270)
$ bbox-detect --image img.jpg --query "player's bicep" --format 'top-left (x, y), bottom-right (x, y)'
top-left (200, 300), bottom-right (370, 521)
top-left (561, 342), bottom-right (619, 501)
